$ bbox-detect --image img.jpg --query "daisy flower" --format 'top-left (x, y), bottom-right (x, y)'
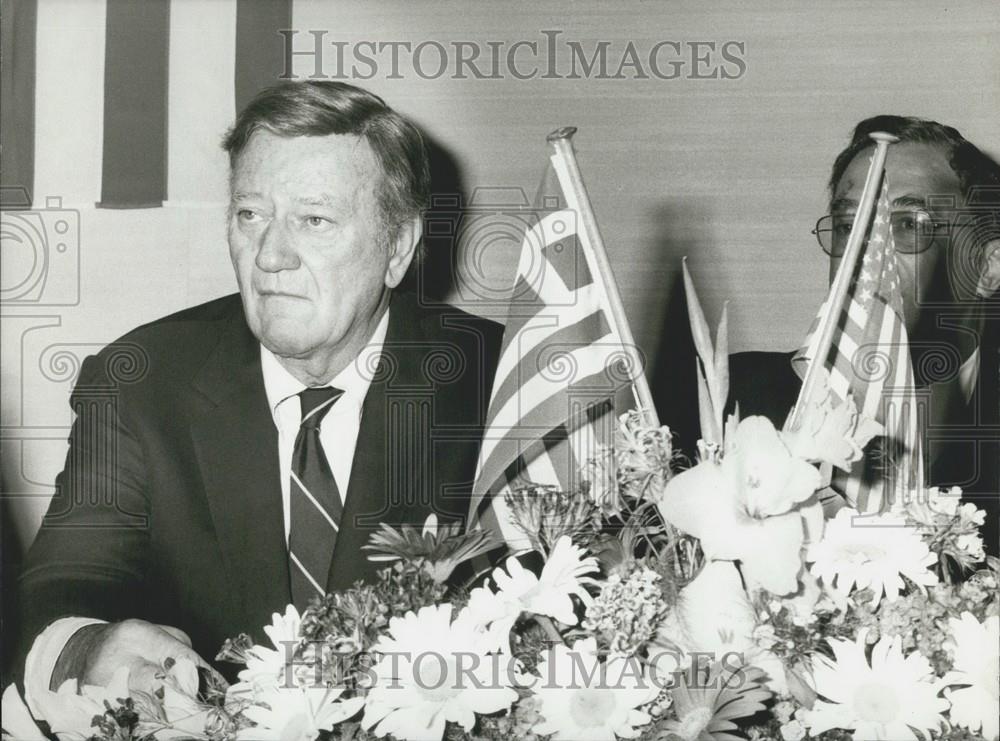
top-left (503, 485), bottom-right (599, 553)
top-left (807, 507), bottom-right (937, 607)
top-left (659, 660), bottom-right (771, 741)
top-left (362, 514), bottom-right (498, 584)
top-left (230, 604), bottom-right (303, 696)
top-left (239, 686), bottom-right (364, 741)
top-left (467, 535), bottom-right (598, 651)
top-left (942, 612), bottom-right (999, 740)
top-left (362, 603), bottom-right (518, 741)
top-left (804, 631), bottom-right (948, 740)
top-left (532, 637), bottom-right (659, 740)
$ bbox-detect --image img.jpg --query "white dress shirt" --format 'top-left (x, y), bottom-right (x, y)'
top-left (261, 309), bottom-right (388, 541)
top-left (24, 310), bottom-right (389, 706)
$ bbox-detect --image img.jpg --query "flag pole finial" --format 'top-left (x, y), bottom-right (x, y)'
top-left (868, 131), bottom-right (900, 144)
top-left (547, 126), bottom-right (578, 142)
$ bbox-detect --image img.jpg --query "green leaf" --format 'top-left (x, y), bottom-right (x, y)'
top-left (684, 259), bottom-right (725, 444)
top-left (682, 259), bottom-right (715, 380)
top-left (697, 359), bottom-right (721, 446)
top-left (714, 300), bottom-right (730, 422)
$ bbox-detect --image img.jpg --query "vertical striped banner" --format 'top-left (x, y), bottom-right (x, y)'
top-left (33, 0), bottom-right (107, 208)
top-left (99, 0), bottom-right (170, 208)
top-left (1, 0), bottom-right (38, 208)
top-left (234, 0), bottom-right (292, 114)
top-left (166, 0), bottom-right (237, 206)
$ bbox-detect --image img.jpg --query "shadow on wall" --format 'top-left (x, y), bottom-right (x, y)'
top-left (646, 197), bottom-right (724, 460)
top-left (404, 130), bottom-right (466, 305)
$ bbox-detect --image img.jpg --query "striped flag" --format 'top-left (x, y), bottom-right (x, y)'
top-left (792, 175), bottom-right (922, 512)
top-left (470, 159), bottom-right (633, 545)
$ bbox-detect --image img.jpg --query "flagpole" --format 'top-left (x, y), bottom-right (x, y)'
top-left (788, 132), bottom-right (898, 430)
top-left (547, 126), bottom-right (660, 426)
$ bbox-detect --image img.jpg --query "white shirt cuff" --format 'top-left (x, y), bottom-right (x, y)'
top-left (24, 617), bottom-right (106, 716)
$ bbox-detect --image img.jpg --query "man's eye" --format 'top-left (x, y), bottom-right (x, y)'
top-left (304, 215), bottom-right (332, 229)
top-left (236, 209), bottom-right (260, 222)
top-left (832, 220), bottom-right (854, 238)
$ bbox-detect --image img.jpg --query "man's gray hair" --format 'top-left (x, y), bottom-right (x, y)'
top-left (223, 81), bottom-right (431, 244)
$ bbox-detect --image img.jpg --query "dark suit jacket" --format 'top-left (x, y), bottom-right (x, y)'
top-left (16, 291), bottom-right (502, 664)
top-left (724, 348), bottom-right (999, 555)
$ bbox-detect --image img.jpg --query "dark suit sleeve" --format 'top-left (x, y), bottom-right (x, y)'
top-left (15, 352), bottom-right (152, 663)
top-left (725, 350), bottom-right (802, 429)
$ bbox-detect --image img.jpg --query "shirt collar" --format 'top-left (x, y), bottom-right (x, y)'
top-left (260, 308), bottom-right (390, 417)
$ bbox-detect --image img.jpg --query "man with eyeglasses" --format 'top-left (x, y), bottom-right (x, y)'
top-left (726, 115), bottom-right (1000, 554)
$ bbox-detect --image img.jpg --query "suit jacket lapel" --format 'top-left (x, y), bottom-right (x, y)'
top-left (327, 296), bottom-right (431, 590)
top-left (189, 308), bottom-right (291, 624)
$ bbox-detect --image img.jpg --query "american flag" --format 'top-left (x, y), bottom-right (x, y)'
top-left (792, 175), bottom-right (922, 512)
top-left (469, 158), bottom-right (632, 544)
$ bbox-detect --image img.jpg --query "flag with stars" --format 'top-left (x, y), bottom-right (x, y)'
top-left (793, 175), bottom-right (922, 512)
top-left (469, 161), bottom-right (632, 546)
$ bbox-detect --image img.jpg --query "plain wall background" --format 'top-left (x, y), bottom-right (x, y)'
top-left (2, 0), bottom-right (999, 554)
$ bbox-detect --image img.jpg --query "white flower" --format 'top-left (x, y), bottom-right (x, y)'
top-left (239, 686), bottom-right (364, 741)
top-left (725, 416), bottom-right (822, 518)
top-left (467, 535), bottom-right (598, 650)
top-left (804, 631), bottom-right (948, 740)
top-left (231, 604), bottom-right (302, 696)
top-left (898, 486), bottom-right (963, 525)
top-left (363, 603), bottom-right (518, 741)
top-left (532, 637), bottom-right (659, 740)
top-left (26, 667), bottom-right (131, 740)
top-left (658, 416), bottom-right (821, 596)
top-left (781, 368), bottom-right (882, 473)
top-left (666, 562), bottom-right (756, 657)
top-left (655, 562), bottom-right (789, 696)
top-left (956, 532), bottom-right (986, 562)
top-left (807, 508), bottom-right (937, 607)
top-left (1, 685), bottom-right (48, 741)
top-left (780, 718), bottom-right (807, 741)
top-left (942, 612), bottom-right (999, 740)
top-left (958, 501), bottom-right (986, 527)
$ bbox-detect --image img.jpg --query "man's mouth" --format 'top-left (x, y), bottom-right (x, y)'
top-left (256, 289), bottom-right (307, 300)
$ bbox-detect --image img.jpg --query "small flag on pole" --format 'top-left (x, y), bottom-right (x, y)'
top-left (793, 174), bottom-right (922, 512)
top-left (469, 132), bottom-right (642, 547)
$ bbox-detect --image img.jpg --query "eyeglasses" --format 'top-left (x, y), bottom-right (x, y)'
top-left (812, 209), bottom-right (950, 257)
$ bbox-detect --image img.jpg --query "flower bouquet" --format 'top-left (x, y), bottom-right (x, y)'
top-left (4, 268), bottom-right (997, 741)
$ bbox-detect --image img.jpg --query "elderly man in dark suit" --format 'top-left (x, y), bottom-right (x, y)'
top-left (15, 82), bottom-right (502, 700)
top-left (726, 115), bottom-right (999, 554)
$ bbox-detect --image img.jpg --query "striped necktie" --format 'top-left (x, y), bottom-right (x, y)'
top-left (288, 386), bottom-right (344, 610)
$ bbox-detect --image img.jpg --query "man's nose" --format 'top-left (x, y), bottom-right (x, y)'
top-left (255, 220), bottom-right (299, 272)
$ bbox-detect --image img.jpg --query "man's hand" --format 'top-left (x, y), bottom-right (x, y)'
top-left (52, 619), bottom-right (212, 694)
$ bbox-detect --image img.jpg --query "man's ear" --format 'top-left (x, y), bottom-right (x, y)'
top-left (384, 215), bottom-right (422, 289)
top-left (977, 238), bottom-right (1000, 298)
